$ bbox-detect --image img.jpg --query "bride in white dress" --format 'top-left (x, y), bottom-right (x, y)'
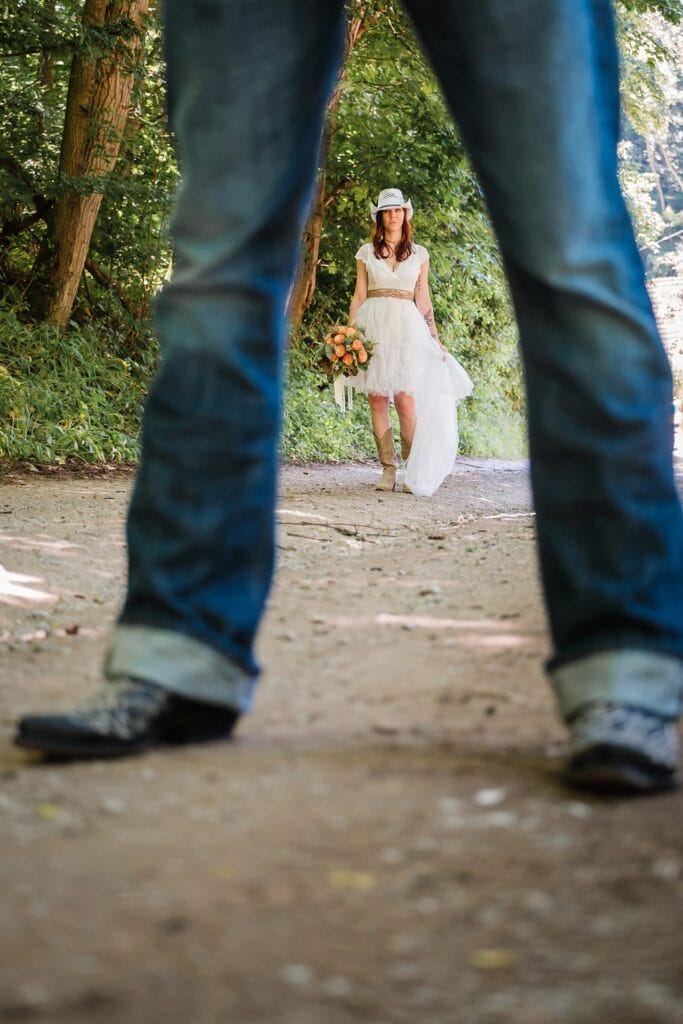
top-left (349, 188), bottom-right (473, 496)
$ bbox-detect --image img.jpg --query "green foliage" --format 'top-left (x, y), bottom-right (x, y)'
top-left (0, 2), bottom-right (176, 336)
top-left (282, 363), bottom-right (526, 462)
top-left (88, 28), bottom-right (178, 324)
top-left (619, 0), bottom-right (682, 23)
top-left (281, 363), bottom-right (375, 462)
top-left (0, 301), bottom-right (155, 462)
top-left (1, 0), bottom-right (680, 463)
top-left (293, 7), bottom-right (526, 458)
top-left (282, 323), bottom-right (524, 462)
top-left (617, 15), bottom-right (683, 276)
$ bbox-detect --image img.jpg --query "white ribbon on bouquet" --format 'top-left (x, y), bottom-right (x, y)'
top-left (333, 377), bottom-right (355, 412)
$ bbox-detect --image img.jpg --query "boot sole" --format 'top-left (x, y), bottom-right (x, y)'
top-left (16, 728), bottom-right (234, 760)
top-left (15, 731), bottom-right (154, 759)
top-left (567, 745), bottom-right (678, 795)
top-left (15, 705), bottom-right (238, 760)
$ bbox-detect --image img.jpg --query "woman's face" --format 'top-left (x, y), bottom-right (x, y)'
top-left (381, 206), bottom-right (405, 232)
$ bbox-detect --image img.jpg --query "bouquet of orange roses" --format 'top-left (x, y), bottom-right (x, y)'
top-left (320, 325), bottom-right (374, 379)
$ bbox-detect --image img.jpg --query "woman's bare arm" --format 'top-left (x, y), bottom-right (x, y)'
top-left (349, 260), bottom-right (368, 324)
top-left (414, 260), bottom-right (446, 351)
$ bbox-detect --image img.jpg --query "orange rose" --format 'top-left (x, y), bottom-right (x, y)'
top-left (344, 327), bottom-right (356, 337)
top-left (334, 344), bottom-right (346, 357)
top-left (342, 352), bottom-right (354, 366)
top-left (351, 339), bottom-right (362, 351)
top-left (358, 350), bottom-right (368, 363)
top-left (333, 333), bottom-right (345, 344)
top-left (330, 353), bottom-right (339, 362)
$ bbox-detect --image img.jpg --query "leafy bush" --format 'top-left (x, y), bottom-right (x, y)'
top-left (282, 366), bottom-right (374, 462)
top-left (0, 303), bottom-right (155, 463)
top-left (0, 298), bottom-right (525, 466)
top-left (282, 335), bottom-right (527, 462)
top-left (287, 15), bottom-right (529, 462)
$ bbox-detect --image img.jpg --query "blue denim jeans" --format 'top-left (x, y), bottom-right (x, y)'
top-left (106, 0), bottom-right (683, 722)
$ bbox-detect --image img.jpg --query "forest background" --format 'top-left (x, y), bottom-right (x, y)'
top-left (1, 0), bottom-right (682, 465)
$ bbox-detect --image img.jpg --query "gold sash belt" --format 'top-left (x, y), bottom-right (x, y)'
top-left (367, 288), bottom-right (413, 301)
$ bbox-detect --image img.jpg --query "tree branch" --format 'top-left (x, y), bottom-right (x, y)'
top-left (0, 200), bottom-right (53, 239)
top-left (0, 153), bottom-right (37, 194)
top-left (657, 141), bottom-right (683, 194)
top-left (659, 227), bottom-right (683, 245)
top-left (84, 257), bottom-right (139, 317)
top-left (646, 137), bottom-right (667, 214)
top-left (0, 156), bottom-right (53, 238)
top-left (323, 177), bottom-right (351, 209)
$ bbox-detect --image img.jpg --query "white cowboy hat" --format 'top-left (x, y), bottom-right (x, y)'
top-left (370, 188), bottom-right (413, 221)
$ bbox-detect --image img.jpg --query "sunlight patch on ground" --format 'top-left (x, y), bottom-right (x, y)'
top-left (480, 512), bottom-right (536, 521)
top-left (0, 533), bottom-right (80, 555)
top-left (277, 508), bottom-right (330, 523)
top-left (315, 612), bottom-right (535, 634)
top-left (308, 612), bottom-right (544, 653)
top-left (374, 613), bottom-right (502, 630)
top-left (450, 632), bottom-right (538, 650)
top-left (0, 566), bottom-right (57, 606)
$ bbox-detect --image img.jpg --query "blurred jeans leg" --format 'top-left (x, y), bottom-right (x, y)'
top-left (105, 0), bottom-right (346, 710)
top-left (405, 0), bottom-right (683, 718)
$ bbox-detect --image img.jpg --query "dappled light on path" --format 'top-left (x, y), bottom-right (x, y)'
top-left (1, 463), bottom-right (680, 1024)
top-left (0, 533), bottom-right (81, 555)
top-left (309, 612), bottom-right (542, 651)
top-left (0, 566), bottom-right (56, 606)
top-left (479, 511), bottom-right (536, 521)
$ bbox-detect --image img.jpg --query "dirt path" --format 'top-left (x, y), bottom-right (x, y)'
top-left (1, 461), bottom-right (681, 1024)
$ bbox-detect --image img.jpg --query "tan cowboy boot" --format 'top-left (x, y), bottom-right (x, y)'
top-left (401, 435), bottom-right (413, 493)
top-left (374, 429), bottom-right (398, 491)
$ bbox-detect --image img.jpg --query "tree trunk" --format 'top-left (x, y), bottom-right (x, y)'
top-left (287, 7), bottom-right (381, 331)
top-left (29, 0), bottom-right (149, 326)
top-left (287, 157), bottom-right (330, 330)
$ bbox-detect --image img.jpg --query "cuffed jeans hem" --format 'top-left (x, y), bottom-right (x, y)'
top-left (104, 624), bottom-right (257, 713)
top-left (550, 649), bottom-right (683, 722)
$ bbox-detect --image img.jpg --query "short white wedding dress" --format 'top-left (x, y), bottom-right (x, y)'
top-left (353, 242), bottom-right (473, 496)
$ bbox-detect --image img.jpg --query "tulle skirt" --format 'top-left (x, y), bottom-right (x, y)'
top-left (354, 296), bottom-right (423, 396)
top-left (354, 296), bottom-right (473, 497)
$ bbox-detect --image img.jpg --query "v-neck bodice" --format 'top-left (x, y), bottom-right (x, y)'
top-left (355, 242), bottom-right (429, 293)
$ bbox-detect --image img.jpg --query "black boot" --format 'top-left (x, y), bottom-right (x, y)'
top-left (565, 703), bottom-right (679, 794)
top-left (15, 678), bottom-right (239, 759)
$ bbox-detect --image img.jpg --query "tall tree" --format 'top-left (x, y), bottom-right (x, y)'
top-left (1, 0), bottom-right (679, 334)
top-left (28, 0), bottom-right (149, 326)
top-left (288, 1), bottom-right (407, 330)
top-left (618, 13), bottom-right (683, 275)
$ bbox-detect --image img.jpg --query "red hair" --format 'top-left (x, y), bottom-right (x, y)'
top-left (372, 211), bottom-right (413, 263)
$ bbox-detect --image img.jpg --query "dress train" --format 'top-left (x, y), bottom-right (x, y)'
top-left (403, 335), bottom-right (473, 497)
